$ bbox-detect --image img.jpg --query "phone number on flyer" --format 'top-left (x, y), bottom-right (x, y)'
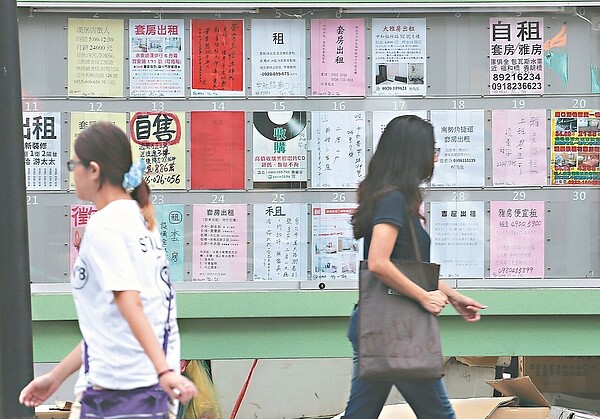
top-left (491, 82), bottom-right (542, 91)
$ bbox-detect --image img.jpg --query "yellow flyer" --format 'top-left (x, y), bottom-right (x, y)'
top-left (68, 18), bottom-right (124, 97)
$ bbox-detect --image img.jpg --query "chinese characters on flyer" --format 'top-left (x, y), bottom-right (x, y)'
top-left (190, 19), bottom-right (244, 96)
top-left (491, 109), bottom-right (547, 186)
top-left (130, 111), bottom-right (186, 190)
top-left (252, 111), bottom-right (308, 183)
top-left (253, 204), bottom-right (307, 281)
top-left (430, 110), bottom-right (485, 187)
top-left (155, 204), bottom-right (185, 282)
top-left (430, 202), bottom-right (485, 279)
top-left (251, 19), bottom-right (306, 96)
top-left (551, 110), bottom-right (600, 185)
top-left (489, 201), bottom-right (545, 278)
top-left (312, 204), bottom-right (362, 281)
top-left (192, 205), bottom-right (248, 282)
top-left (67, 18), bottom-right (124, 97)
top-left (310, 18), bottom-right (365, 96)
top-left (310, 111), bottom-right (365, 188)
top-left (489, 17), bottom-right (544, 95)
top-left (190, 111), bottom-right (246, 189)
top-left (23, 112), bottom-right (61, 190)
top-left (129, 19), bottom-right (184, 97)
top-left (372, 18), bottom-right (426, 96)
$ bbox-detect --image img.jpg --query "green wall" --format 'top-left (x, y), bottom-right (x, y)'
top-left (31, 289), bottom-right (600, 362)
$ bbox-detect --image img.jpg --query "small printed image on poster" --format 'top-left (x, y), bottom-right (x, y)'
top-left (489, 17), bottom-right (544, 95)
top-left (190, 19), bottom-right (244, 96)
top-left (372, 111), bottom-right (428, 152)
top-left (192, 204), bottom-right (248, 282)
top-left (23, 112), bottom-right (61, 191)
top-left (253, 203), bottom-right (308, 281)
top-left (129, 19), bottom-right (184, 97)
top-left (67, 18), bottom-right (124, 97)
top-left (155, 204), bottom-right (185, 282)
top-left (251, 19), bottom-right (306, 96)
top-left (372, 18), bottom-right (427, 96)
top-left (429, 201), bottom-right (485, 279)
top-left (310, 18), bottom-right (366, 96)
top-left (312, 204), bottom-right (362, 281)
top-left (551, 109), bottom-right (600, 185)
top-left (70, 204), bottom-right (97, 269)
top-left (310, 111), bottom-right (365, 188)
top-left (252, 111), bottom-right (308, 185)
top-left (69, 112), bottom-right (127, 190)
top-left (489, 201), bottom-right (545, 278)
top-left (430, 110), bottom-right (485, 187)
top-left (130, 111), bottom-right (186, 190)
top-left (492, 109), bottom-right (547, 186)
top-left (190, 111), bottom-right (246, 190)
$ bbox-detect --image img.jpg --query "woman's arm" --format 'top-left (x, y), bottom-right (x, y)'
top-left (438, 282), bottom-right (486, 322)
top-left (19, 342), bottom-right (83, 407)
top-left (368, 223), bottom-right (449, 315)
top-left (113, 290), bottom-right (197, 403)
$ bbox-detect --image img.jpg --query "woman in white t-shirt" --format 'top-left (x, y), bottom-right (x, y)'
top-left (19, 122), bottom-right (197, 417)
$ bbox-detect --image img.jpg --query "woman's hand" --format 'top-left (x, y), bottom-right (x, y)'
top-left (158, 371), bottom-right (198, 404)
top-left (419, 290), bottom-right (449, 316)
top-left (448, 293), bottom-right (486, 322)
top-left (19, 373), bottom-right (61, 407)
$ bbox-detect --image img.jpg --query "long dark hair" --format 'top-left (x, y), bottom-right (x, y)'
top-left (351, 115), bottom-right (435, 239)
top-left (74, 122), bottom-right (156, 230)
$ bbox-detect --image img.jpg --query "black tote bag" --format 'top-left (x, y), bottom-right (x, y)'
top-left (357, 218), bottom-right (444, 380)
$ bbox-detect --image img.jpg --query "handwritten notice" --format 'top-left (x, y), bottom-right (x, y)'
top-left (130, 111), bottom-right (186, 190)
top-left (129, 19), bottom-right (184, 97)
top-left (253, 203), bottom-right (308, 281)
top-left (251, 19), bottom-right (306, 96)
top-left (492, 109), bottom-right (547, 186)
top-left (310, 18), bottom-right (366, 96)
top-left (372, 18), bottom-right (426, 96)
top-left (192, 204), bottom-right (248, 282)
top-left (310, 111), bottom-right (365, 188)
top-left (70, 204), bottom-right (97, 269)
top-left (489, 17), bottom-right (544, 95)
top-left (430, 110), bottom-right (485, 187)
top-left (312, 204), bottom-right (362, 281)
top-left (430, 201), bottom-right (485, 279)
top-left (191, 19), bottom-right (244, 96)
top-left (190, 111), bottom-right (245, 190)
top-left (67, 18), bottom-right (124, 97)
top-left (489, 201), bottom-right (545, 278)
top-left (23, 112), bottom-right (61, 191)
top-left (551, 109), bottom-right (600, 185)
top-left (155, 204), bottom-right (185, 282)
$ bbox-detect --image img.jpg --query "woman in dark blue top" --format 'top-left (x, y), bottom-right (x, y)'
top-left (341, 115), bottom-right (486, 419)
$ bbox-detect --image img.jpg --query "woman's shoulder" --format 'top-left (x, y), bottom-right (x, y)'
top-left (88, 200), bottom-right (142, 231)
top-left (377, 190), bottom-right (406, 207)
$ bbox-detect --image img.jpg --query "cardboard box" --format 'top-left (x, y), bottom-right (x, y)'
top-left (521, 356), bottom-right (600, 394)
top-left (36, 401), bottom-right (71, 419)
top-left (35, 406), bottom-right (70, 419)
top-left (331, 376), bottom-right (551, 419)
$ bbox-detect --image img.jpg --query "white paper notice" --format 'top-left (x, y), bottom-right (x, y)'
top-left (430, 110), bottom-right (485, 187)
top-left (310, 111), bottom-right (366, 188)
top-left (312, 204), bottom-right (362, 280)
top-left (253, 203), bottom-right (308, 280)
top-left (251, 19), bottom-right (306, 96)
top-left (429, 201), bottom-right (485, 279)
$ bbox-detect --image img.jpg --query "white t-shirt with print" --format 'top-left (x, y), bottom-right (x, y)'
top-left (71, 199), bottom-right (180, 390)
